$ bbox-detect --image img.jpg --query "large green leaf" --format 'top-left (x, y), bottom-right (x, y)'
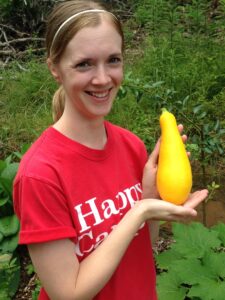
top-left (202, 251), bottom-right (225, 280)
top-left (0, 214), bottom-right (19, 237)
top-left (167, 257), bottom-right (208, 285)
top-left (172, 222), bottom-right (221, 258)
top-left (157, 271), bottom-right (188, 300)
top-left (188, 278), bottom-right (225, 300)
top-left (211, 222), bottom-right (225, 246)
top-left (155, 247), bottom-right (183, 270)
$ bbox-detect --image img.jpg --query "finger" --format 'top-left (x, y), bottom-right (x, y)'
top-left (182, 134), bottom-right (187, 143)
top-left (164, 202), bottom-right (197, 218)
top-left (183, 189), bottom-right (208, 209)
top-left (178, 124), bottom-right (183, 133)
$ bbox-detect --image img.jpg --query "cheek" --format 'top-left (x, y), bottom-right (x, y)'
top-left (114, 68), bottom-right (124, 85)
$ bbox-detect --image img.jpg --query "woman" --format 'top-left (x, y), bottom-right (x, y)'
top-left (13, 1), bottom-right (208, 299)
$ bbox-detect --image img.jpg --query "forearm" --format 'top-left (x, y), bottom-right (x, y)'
top-left (142, 188), bottom-right (160, 246)
top-left (74, 203), bottom-right (144, 299)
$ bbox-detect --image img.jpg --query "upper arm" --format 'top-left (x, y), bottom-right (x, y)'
top-left (28, 239), bottom-right (79, 300)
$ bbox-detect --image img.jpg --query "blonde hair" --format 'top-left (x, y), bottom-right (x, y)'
top-left (46, 0), bottom-right (124, 122)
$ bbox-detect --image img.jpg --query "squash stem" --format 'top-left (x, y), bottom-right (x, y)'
top-left (161, 108), bottom-right (168, 113)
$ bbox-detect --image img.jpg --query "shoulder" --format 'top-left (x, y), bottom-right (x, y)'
top-left (14, 127), bottom-right (61, 185)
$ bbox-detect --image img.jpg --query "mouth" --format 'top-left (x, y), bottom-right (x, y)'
top-left (86, 89), bottom-right (112, 99)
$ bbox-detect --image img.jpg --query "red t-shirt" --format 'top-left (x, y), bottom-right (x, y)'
top-left (13, 121), bottom-right (157, 300)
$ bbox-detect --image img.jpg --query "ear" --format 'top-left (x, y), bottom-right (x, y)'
top-left (47, 58), bottom-right (62, 83)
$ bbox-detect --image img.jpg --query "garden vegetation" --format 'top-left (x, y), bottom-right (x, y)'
top-left (0, 0), bottom-right (225, 299)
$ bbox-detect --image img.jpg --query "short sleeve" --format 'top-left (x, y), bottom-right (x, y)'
top-left (13, 176), bottom-right (77, 244)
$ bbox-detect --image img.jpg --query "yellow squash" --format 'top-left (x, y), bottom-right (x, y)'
top-left (156, 108), bottom-right (192, 205)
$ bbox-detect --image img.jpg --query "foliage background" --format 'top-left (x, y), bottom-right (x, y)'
top-left (0, 0), bottom-right (225, 299)
top-left (1, 0), bottom-right (225, 168)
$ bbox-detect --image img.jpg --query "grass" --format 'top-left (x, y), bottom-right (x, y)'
top-left (0, 60), bottom-right (55, 157)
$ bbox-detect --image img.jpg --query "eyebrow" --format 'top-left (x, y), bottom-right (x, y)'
top-left (109, 52), bottom-right (123, 56)
top-left (74, 52), bottom-right (123, 61)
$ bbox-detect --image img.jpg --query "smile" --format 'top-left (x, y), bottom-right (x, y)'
top-left (86, 89), bottom-right (111, 99)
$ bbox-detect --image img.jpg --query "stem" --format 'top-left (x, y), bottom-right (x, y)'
top-left (200, 125), bottom-right (207, 226)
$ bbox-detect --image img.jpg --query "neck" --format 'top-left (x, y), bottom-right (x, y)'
top-left (53, 111), bottom-right (107, 150)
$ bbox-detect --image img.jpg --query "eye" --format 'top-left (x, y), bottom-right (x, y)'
top-left (74, 60), bottom-right (92, 70)
top-left (108, 56), bottom-right (122, 65)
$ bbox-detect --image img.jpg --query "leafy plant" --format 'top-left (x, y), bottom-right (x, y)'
top-left (206, 181), bottom-right (220, 203)
top-left (0, 253), bottom-right (20, 299)
top-left (0, 146), bottom-right (29, 298)
top-left (156, 222), bottom-right (225, 300)
top-left (0, 214), bottom-right (19, 253)
top-left (0, 155), bottom-right (19, 216)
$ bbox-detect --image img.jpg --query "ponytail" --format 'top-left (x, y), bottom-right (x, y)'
top-left (52, 85), bottom-right (65, 122)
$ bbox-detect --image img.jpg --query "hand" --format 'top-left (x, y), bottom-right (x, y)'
top-left (139, 189), bottom-right (208, 223)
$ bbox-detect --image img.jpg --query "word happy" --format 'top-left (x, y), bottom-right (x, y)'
top-left (74, 183), bottom-right (144, 257)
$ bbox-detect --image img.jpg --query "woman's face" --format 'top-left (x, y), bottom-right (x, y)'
top-left (50, 17), bottom-right (123, 120)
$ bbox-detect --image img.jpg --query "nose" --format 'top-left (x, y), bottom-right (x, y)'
top-left (92, 65), bottom-right (111, 86)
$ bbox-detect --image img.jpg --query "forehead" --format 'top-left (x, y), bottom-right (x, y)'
top-left (63, 19), bottom-right (122, 60)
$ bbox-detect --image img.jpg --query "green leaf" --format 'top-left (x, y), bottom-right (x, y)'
top-left (0, 161), bottom-right (7, 174)
top-left (188, 278), bottom-right (225, 300)
top-left (7, 256), bottom-right (20, 297)
top-left (0, 232), bottom-right (3, 243)
top-left (155, 248), bottom-right (183, 270)
top-left (0, 290), bottom-right (10, 300)
top-left (0, 197), bottom-right (9, 207)
top-left (202, 251), bottom-right (225, 280)
top-left (168, 257), bottom-right (208, 285)
top-left (193, 105), bottom-right (203, 114)
top-left (1, 162), bottom-right (19, 179)
top-left (0, 234), bottom-right (19, 253)
top-left (0, 254), bottom-right (20, 298)
top-left (157, 271), bottom-right (188, 300)
top-left (13, 143), bottom-right (30, 160)
top-left (0, 253), bottom-right (12, 266)
top-left (211, 222), bottom-right (225, 246)
top-left (0, 215), bottom-right (19, 237)
top-left (0, 178), bottom-right (12, 198)
top-left (171, 222), bottom-right (221, 258)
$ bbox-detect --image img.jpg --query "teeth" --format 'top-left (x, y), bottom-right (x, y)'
top-left (89, 91), bottom-right (109, 98)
